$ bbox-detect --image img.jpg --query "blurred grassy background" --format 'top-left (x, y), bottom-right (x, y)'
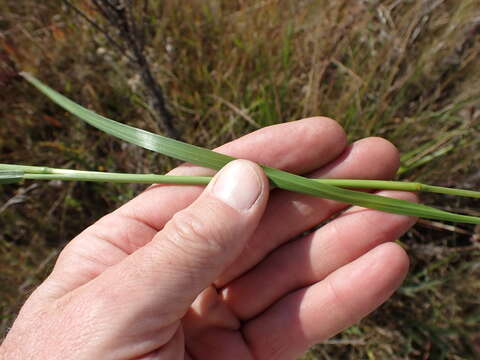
top-left (1, 1), bottom-right (479, 358)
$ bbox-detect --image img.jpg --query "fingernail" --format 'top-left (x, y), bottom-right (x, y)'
top-left (212, 160), bottom-right (262, 211)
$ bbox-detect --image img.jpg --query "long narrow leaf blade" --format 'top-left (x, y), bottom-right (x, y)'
top-left (0, 170), bottom-right (24, 184)
top-left (21, 73), bottom-right (234, 170)
top-left (21, 73), bottom-right (480, 225)
top-left (262, 168), bottom-right (480, 224)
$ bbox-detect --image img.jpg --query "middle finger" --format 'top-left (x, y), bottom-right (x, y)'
top-left (215, 137), bottom-right (400, 287)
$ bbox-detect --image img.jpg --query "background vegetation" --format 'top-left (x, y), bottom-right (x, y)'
top-left (1, 0), bottom-right (479, 358)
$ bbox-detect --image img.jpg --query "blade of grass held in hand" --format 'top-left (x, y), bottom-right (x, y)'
top-left (0, 164), bottom-right (211, 185)
top-left (0, 170), bottom-right (24, 184)
top-left (20, 73), bottom-right (480, 224)
top-left (20, 73), bottom-right (234, 171)
top-left (3, 164), bottom-right (480, 199)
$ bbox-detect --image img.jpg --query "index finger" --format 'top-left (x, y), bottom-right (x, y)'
top-left (118, 116), bottom-right (347, 234)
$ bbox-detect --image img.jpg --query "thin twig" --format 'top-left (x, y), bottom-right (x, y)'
top-left (61, 0), bottom-right (135, 62)
top-left (211, 95), bottom-right (261, 128)
top-left (90, 0), bottom-right (180, 139)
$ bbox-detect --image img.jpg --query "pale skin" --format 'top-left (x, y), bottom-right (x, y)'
top-left (0, 117), bottom-right (417, 360)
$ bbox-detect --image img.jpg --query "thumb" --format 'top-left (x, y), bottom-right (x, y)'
top-left (90, 159), bottom-right (269, 319)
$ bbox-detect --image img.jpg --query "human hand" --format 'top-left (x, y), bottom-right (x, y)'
top-left (1, 117), bottom-right (417, 360)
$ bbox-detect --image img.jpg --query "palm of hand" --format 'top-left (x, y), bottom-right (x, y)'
top-left (2, 118), bottom-right (416, 360)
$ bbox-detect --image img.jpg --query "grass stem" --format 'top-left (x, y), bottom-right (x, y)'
top-left (2, 163), bottom-right (479, 199)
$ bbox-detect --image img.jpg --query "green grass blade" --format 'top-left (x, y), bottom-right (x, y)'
top-left (262, 168), bottom-right (480, 224)
top-left (0, 170), bottom-right (24, 184)
top-left (421, 184), bottom-right (480, 199)
top-left (21, 173), bottom-right (211, 185)
top-left (0, 164), bottom-right (210, 185)
top-left (2, 164), bottom-right (480, 199)
top-left (317, 179), bottom-right (480, 199)
top-left (20, 73), bottom-right (234, 170)
top-left (20, 73), bottom-right (480, 225)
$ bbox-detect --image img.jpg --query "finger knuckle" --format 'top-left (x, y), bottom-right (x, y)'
top-left (165, 207), bottom-right (229, 261)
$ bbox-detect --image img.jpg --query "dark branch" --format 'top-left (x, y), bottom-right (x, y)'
top-left (61, 0), bottom-right (135, 63)
top-left (65, 0), bottom-right (181, 139)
